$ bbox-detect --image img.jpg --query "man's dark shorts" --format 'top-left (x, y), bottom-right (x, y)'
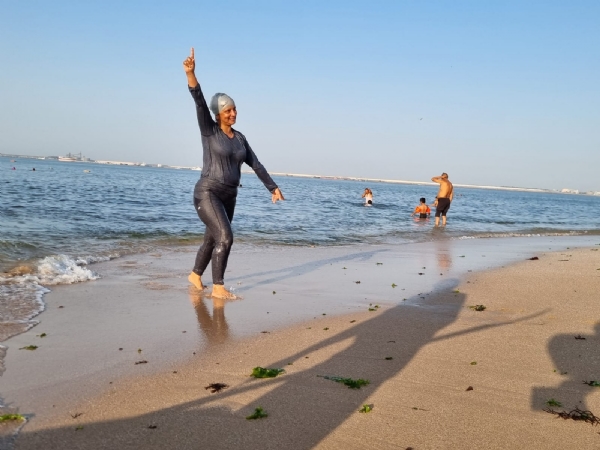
top-left (435, 198), bottom-right (451, 217)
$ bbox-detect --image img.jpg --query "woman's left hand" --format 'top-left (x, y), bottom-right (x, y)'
top-left (272, 188), bottom-right (285, 203)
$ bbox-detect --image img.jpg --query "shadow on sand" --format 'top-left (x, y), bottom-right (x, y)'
top-left (14, 249), bottom-right (550, 450)
top-left (531, 323), bottom-right (600, 414)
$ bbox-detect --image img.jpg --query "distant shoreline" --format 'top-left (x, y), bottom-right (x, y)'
top-left (2, 153), bottom-right (598, 196)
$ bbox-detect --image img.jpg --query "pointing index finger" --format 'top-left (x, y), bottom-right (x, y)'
top-left (190, 47), bottom-right (195, 60)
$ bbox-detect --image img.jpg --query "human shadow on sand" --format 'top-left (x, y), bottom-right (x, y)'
top-left (531, 322), bottom-right (600, 413)
top-left (16, 284), bottom-right (549, 450)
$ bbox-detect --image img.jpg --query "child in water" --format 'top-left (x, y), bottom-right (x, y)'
top-left (362, 188), bottom-right (373, 205)
top-left (412, 197), bottom-right (431, 219)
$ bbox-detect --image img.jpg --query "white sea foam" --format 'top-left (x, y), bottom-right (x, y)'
top-left (35, 254), bottom-right (100, 285)
top-left (0, 255), bottom-right (100, 343)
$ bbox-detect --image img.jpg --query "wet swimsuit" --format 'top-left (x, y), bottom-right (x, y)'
top-left (189, 84), bottom-right (277, 285)
top-left (435, 198), bottom-right (451, 217)
top-left (414, 205), bottom-right (430, 219)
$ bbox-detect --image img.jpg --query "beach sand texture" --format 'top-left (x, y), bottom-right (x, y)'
top-left (3, 242), bottom-right (600, 449)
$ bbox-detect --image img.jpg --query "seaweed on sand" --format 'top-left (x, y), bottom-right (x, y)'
top-left (0, 414), bottom-right (25, 422)
top-left (251, 367), bottom-right (285, 378)
top-left (469, 305), bottom-right (486, 311)
top-left (317, 375), bottom-right (370, 389)
top-left (544, 407), bottom-right (600, 425)
top-left (246, 407), bottom-right (268, 420)
top-left (19, 345), bottom-right (37, 350)
top-left (205, 383), bottom-right (229, 393)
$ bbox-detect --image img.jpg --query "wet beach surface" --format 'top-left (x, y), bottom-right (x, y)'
top-left (1, 236), bottom-right (599, 448)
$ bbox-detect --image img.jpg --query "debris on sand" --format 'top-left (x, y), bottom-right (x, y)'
top-left (246, 407), bottom-right (268, 420)
top-left (251, 367), bottom-right (285, 378)
top-left (469, 305), bottom-right (486, 311)
top-left (317, 375), bottom-right (370, 389)
top-left (545, 407), bottom-right (600, 425)
top-left (205, 383), bottom-right (229, 393)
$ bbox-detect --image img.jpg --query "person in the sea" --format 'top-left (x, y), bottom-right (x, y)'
top-left (362, 188), bottom-right (373, 205)
top-left (431, 172), bottom-right (453, 226)
top-left (412, 197), bottom-right (430, 219)
top-left (183, 47), bottom-right (284, 299)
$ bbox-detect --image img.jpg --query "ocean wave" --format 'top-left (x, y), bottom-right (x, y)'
top-left (456, 229), bottom-right (600, 240)
top-left (0, 254), bottom-right (101, 343)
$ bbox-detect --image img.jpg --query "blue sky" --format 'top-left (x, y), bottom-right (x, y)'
top-left (1, 1), bottom-right (598, 191)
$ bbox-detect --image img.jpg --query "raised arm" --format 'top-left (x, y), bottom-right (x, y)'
top-left (183, 47), bottom-right (215, 136)
top-left (431, 176), bottom-right (442, 183)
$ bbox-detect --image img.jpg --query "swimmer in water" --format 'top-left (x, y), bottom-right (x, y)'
top-left (183, 47), bottom-right (284, 300)
top-left (431, 172), bottom-right (454, 227)
top-left (362, 188), bottom-right (373, 205)
top-left (412, 197), bottom-right (430, 219)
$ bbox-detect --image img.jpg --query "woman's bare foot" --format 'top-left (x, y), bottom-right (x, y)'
top-left (188, 272), bottom-right (206, 290)
top-left (211, 284), bottom-right (238, 300)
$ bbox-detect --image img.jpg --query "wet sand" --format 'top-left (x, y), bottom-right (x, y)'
top-left (2, 236), bottom-right (600, 449)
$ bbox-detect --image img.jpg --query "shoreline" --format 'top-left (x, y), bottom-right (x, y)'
top-left (1, 236), bottom-right (599, 448)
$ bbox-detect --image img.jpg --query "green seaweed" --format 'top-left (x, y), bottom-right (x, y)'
top-left (272, 291), bottom-right (276, 294)
top-left (317, 375), bottom-right (370, 389)
top-left (251, 367), bottom-right (285, 378)
top-left (0, 414), bottom-right (25, 422)
top-left (246, 407), bottom-right (268, 420)
top-left (546, 398), bottom-right (562, 407)
top-left (19, 345), bottom-right (37, 351)
top-left (391, 283), bottom-right (397, 288)
top-left (359, 405), bottom-right (372, 413)
top-left (376, 262), bottom-right (383, 265)
top-left (37, 333), bottom-right (47, 338)
top-left (583, 380), bottom-right (600, 387)
top-left (469, 305), bottom-right (486, 311)
top-left (323, 327), bottom-right (329, 330)
top-left (470, 361), bottom-right (477, 365)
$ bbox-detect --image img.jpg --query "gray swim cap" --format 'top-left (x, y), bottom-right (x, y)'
top-left (210, 93), bottom-right (236, 115)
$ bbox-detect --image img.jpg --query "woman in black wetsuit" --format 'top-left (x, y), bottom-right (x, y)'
top-left (183, 48), bottom-right (284, 299)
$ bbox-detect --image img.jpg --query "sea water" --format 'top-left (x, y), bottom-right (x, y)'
top-left (1, 156), bottom-right (600, 344)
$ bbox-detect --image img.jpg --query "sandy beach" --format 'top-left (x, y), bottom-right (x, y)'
top-left (1, 236), bottom-right (600, 449)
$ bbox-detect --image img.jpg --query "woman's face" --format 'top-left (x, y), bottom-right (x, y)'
top-left (217, 105), bottom-right (237, 126)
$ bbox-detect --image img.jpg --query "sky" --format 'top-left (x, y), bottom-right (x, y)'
top-left (1, 0), bottom-right (599, 191)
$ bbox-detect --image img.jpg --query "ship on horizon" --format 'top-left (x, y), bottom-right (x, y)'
top-left (58, 152), bottom-right (87, 162)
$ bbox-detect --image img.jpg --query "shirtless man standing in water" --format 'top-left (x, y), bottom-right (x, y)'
top-left (431, 173), bottom-right (453, 227)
